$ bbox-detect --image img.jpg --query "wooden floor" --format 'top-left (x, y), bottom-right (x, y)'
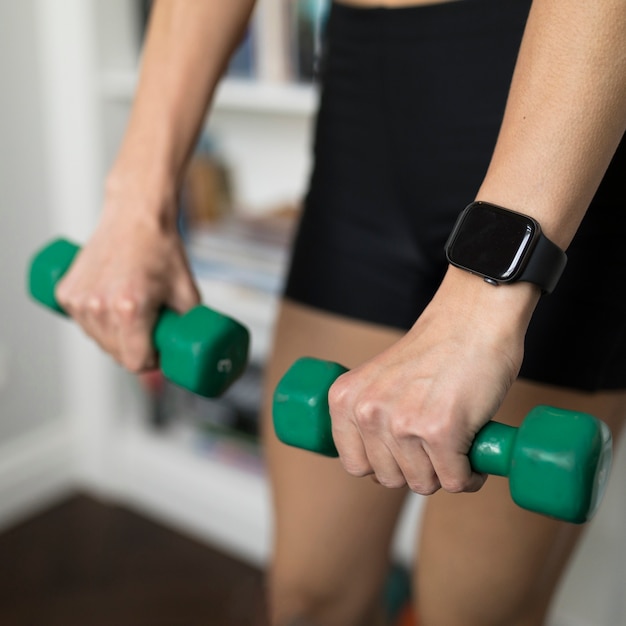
top-left (0, 494), bottom-right (270, 626)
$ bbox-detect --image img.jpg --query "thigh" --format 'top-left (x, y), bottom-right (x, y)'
top-left (415, 379), bottom-right (626, 626)
top-left (261, 299), bottom-right (408, 626)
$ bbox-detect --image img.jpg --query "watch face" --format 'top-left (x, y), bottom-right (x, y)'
top-left (446, 203), bottom-right (537, 282)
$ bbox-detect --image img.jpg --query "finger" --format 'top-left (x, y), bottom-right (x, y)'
top-left (112, 295), bottom-right (159, 373)
top-left (357, 428), bottom-right (407, 489)
top-left (390, 437), bottom-right (442, 495)
top-left (55, 274), bottom-right (90, 323)
top-left (74, 294), bottom-right (119, 355)
top-left (427, 445), bottom-right (487, 494)
top-left (60, 288), bottom-right (124, 362)
top-left (328, 373), bottom-right (375, 477)
top-left (332, 419), bottom-right (374, 478)
top-left (349, 398), bottom-right (425, 490)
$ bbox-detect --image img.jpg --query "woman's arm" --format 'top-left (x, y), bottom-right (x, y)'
top-left (108, 0), bottom-right (256, 222)
top-left (478, 0), bottom-right (626, 246)
top-left (329, 0), bottom-right (626, 494)
top-left (56, 0), bottom-right (256, 372)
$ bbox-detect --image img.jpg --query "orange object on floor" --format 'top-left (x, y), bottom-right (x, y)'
top-left (394, 603), bottom-right (418, 626)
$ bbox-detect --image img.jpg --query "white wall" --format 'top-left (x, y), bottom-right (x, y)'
top-left (0, 0), bottom-right (78, 531)
top-left (0, 1), bottom-right (64, 441)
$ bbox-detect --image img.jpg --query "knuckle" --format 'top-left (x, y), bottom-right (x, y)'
top-left (113, 294), bottom-right (143, 322)
top-left (388, 413), bottom-right (413, 440)
top-left (85, 295), bottom-right (105, 315)
top-left (408, 474), bottom-right (441, 495)
top-left (63, 292), bottom-right (106, 319)
top-left (340, 456), bottom-right (372, 478)
top-left (377, 475), bottom-right (407, 489)
top-left (419, 415), bottom-right (446, 442)
top-left (407, 467), bottom-right (441, 496)
top-left (442, 480), bottom-right (466, 494)
top-left (353, 398), bottom-right (379, 432)
top-left (441, 477), bottom-right (474, 494)
top-left (55, 286), bottom-right (81, 314)
top-left (328, 374), bottom-right (350, 409)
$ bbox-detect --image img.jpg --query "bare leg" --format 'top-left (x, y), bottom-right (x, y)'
top-left (262, 300), bottom-right (408, 626)
top-left (415, 380), bottom-right (626, 626)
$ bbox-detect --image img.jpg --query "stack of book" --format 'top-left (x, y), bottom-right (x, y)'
top-left (136, 0), bottom-right (330, 83)
top-left (184, 212), bottom-right (296, 295)
top-left (147, 363), bottom-right (266, 475)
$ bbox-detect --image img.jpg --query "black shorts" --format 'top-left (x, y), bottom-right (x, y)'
top-left (284, 0), bottom-right (626, 391)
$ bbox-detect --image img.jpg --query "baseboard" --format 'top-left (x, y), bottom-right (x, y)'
top-left (110, 424), bottom-right (271, 567)
top-left (0, 421), bottom-right (76, 532)
top-left (549, 614), bottom-right (597, 626)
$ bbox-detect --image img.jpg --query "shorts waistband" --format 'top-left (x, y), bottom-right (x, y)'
top-left (328, 0), bottom-right (532, 42)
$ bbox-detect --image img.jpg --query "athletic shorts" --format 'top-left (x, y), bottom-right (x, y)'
top-left (283, 0), bottom-right (626, 392)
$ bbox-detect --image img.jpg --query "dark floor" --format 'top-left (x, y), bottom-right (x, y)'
top-left (0, 494), bottom-right (270, 626)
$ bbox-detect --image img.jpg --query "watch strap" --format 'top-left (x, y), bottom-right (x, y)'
top-left (520, 231), bottom-right (567, 294)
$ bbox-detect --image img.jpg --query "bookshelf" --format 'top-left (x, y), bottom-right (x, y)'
top-left (31, 0), bottom-right (424, 569)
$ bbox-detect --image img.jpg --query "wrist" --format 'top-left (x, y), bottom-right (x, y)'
top-left (104, 165), bottom-right (179, 228)
top-left (437, 265), bottom-right (540, 335)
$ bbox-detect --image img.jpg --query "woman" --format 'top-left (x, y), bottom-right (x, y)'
top-left (56, 1), bottom-right (626, 624)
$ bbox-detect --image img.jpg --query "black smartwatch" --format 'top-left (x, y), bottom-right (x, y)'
top-left (445, 201), bottom-right (567, 294)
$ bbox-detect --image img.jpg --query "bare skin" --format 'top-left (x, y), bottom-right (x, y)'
top-left (54, 1), bottom-right (626, 625)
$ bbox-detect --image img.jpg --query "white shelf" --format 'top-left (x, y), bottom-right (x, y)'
top-left (111, 419), bottom-right (271, 566)
top-left (215, 79), bottom-right (318, 116)
top-left (99, 70), bottom-right (319, 116)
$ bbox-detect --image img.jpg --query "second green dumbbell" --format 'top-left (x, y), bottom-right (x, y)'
top-left (273, 356), bottom-right (613, 524)
top-left (28, 237), bottom-right (250, 398)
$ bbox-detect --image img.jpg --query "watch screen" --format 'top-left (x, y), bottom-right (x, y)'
top-left (448, 203), bottom-right (536, 281)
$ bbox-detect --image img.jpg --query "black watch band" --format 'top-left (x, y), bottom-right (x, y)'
top-left (518, 227), bottom-right (568, 294)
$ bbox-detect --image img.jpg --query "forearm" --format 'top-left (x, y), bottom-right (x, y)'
top-left (434, 1), bottom-right (626, 351)
top-left (477, 0), bottom-right (626, 248)
top-left (106, 0), bottom-right (256, 220)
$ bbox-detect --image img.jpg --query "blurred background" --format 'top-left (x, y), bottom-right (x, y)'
top-left (1, 1), bottom-right (626, 625)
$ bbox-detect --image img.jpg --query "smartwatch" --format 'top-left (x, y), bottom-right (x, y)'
top-left (445, 201), bottom-right (567, 294)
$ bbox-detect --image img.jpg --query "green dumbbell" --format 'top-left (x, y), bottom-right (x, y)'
top-left (28, 238), bottom-right (250, 398)
top-left (273, 356), bottom-right (613, 524)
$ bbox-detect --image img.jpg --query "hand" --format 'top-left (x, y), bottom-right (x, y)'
top-left (327, 268), bottom-right (539, 495)
top-left (55, 193), bottom-right (200, 373)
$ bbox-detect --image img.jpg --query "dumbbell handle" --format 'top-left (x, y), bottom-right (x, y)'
top-left (321, 420), bottom-right (518, 477)
top-left (274, 358), bottom-right (517, 474)
top-left (29, 238), bottom-right (190, 353)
